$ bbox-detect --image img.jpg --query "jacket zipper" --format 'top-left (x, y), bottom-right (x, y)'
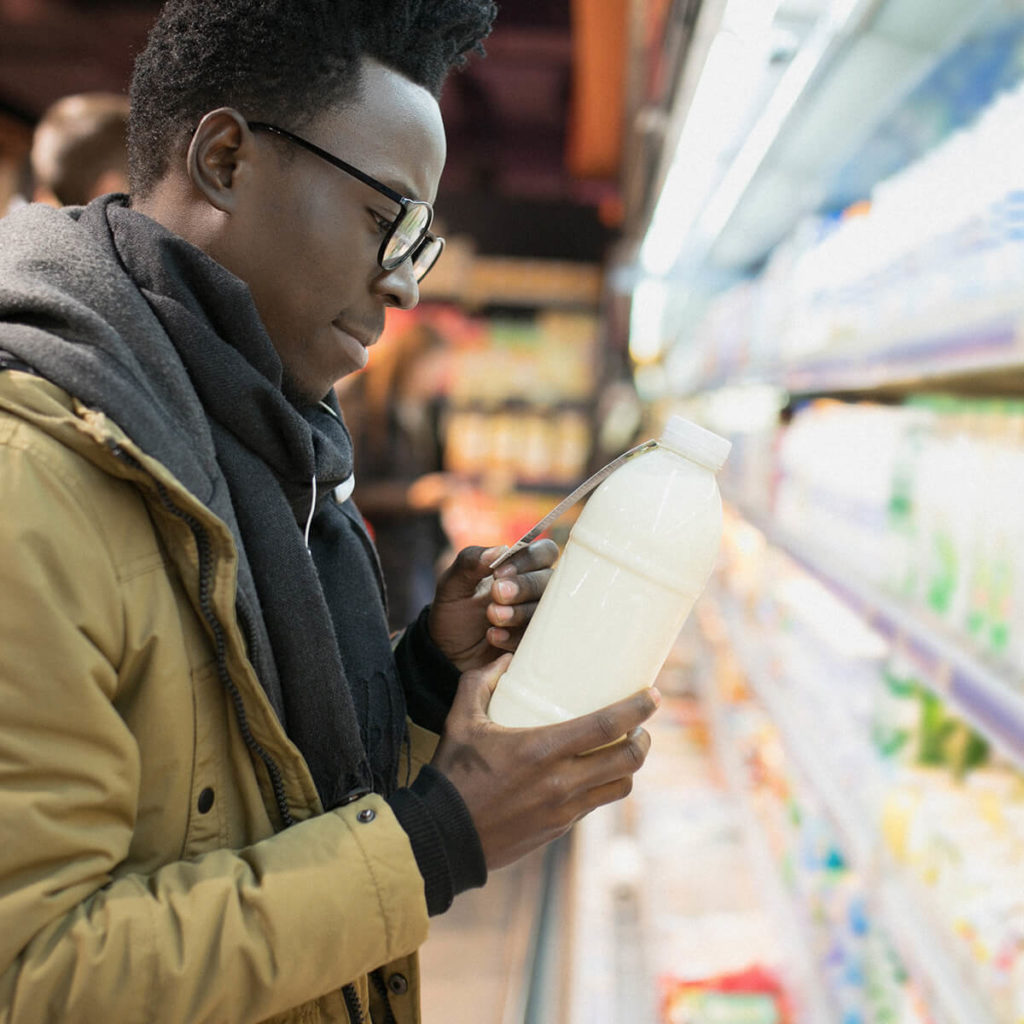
top-left (111, 442), bottom-right (372, 1021)
top-left (343, 983), bottom-right (366, 1024)
top-left (108, 443), bottom-right (295, 829)
top-left (370, 969), bottom-right (398, 1024)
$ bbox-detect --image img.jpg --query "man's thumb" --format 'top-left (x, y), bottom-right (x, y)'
top-left (445, 545), bottom-right (506, 599)
top-left (456, 653), bottom-right (513, 716)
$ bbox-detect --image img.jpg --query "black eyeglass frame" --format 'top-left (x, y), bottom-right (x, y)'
top-left (247, 121), bottom-right (443, 281)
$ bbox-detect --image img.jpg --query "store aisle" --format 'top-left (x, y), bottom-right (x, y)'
top-left (419, 635), bottom-right (789, 1024)
top-left (567, 637), bottom-right (788, 1024)
top-left (419, 846), bottom-right (548, 1024)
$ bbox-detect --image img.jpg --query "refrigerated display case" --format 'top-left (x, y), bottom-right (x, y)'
top-left (614, 6), bottom-right (1024, 1022)
top-left (656, 62), bottom-right (1024, 1024)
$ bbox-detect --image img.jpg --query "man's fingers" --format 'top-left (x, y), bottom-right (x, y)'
top-left (576, 727), bottom-right (652, 780)
top-left (571, 775), bottom-right (638, 818)
top-left (486, 598), bottom-right (538, 630)
top-left (547, 688), bottom-right (660, 755)
top-left (437, 545), bottom-right (504, 602)
top-left (478, 545), bottom-right (508, 570)
top-left (558, 732), bottom-right (652, 821)
top-left (492, 538), bottom-right (558, 579)
top-left (492, 568), bottom-right (550, 608)
top-left (489, 541), bottom-right (555, 611)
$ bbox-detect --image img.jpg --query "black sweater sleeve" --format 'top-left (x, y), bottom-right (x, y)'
top-left (392, 605), bottom-right (461, 733)
top-left (388, 765), bottom-right (487, 915)
top-left (391, 607), bottom-right (486, 914)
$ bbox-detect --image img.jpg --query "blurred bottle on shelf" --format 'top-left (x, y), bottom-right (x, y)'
top-left (681, 74), bottom-right (1024, 385)
top-left (771, 397), bottom-right (1024, 672)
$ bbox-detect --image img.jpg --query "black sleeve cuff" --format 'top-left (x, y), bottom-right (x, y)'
top-left (388, 764), bottom-right (487, 916)
top-left (393, 605), bottom-right (462, 733)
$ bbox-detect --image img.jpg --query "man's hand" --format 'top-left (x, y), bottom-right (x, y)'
top-left (430, 655), bottom-right (658, 870)
top-left (428, 540), bottom-right (558, 673)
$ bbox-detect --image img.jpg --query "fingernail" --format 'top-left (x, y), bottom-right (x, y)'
top-left (481, 546), bottom-right (506, 564)
top-left (494, 563), bottom-right (517, 579)
top-left (492, 603), bottom-right (514, 623)
top-left (496, 580), bottom-right (517, 601)
top-left (650, 687), bottom-right (662, 707)
top-left (489, 628), bottom-right (510, 644)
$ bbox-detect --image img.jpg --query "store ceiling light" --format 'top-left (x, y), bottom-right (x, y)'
top-left (706, 0), bottom-right (991, 271)
top-left (644, 0), bottom-right (1006, 285)
top-left (695, 1), bottom-right (860, 245)
top-left (640, 0), bottom-right (783, 277)
top-left (640, 0), bottom-right (870, 279)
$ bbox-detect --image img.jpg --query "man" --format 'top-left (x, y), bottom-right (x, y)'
top-left (0, 3), bottom-right (657, 1022)
top-left (30, 91), bottom-right (130, 207)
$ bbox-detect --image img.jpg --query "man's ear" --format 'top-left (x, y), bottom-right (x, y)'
top-left (186, 108), bottom-right (252, 212)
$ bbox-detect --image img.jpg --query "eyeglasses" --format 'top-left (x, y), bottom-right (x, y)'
top-left (248, 121), bottom-right (444, 283)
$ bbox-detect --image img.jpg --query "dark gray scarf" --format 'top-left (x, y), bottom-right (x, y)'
top-left (0, 196), bottom-right (406, 806)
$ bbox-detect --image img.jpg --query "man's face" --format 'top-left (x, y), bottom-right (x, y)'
top-left (227, 59), bottom-right (446, 402)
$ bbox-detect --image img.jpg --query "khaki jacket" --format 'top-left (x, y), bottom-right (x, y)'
top-left (0, 370), bottom-right (437, 1023)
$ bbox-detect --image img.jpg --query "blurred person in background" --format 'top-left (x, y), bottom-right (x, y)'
top-left (29, 91), bottom-right (130, 207)
top-left (0, 1), bottom-right (658, 1021)
top-left (339, 318), bottom-right (453, 631)
top-left (0, 114), bottom-right (32, 217)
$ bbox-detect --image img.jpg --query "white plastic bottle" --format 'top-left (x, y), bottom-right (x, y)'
top-left (488, 415), bottom-right (731, 727)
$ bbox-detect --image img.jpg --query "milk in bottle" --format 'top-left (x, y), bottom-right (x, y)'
top-left (488, 415), bottom-right (731, 727)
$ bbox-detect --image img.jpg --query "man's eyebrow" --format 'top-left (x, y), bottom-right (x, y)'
top-left (362, 159), bottom-right (423, 202)
top-left (378, 173), bottom-right (421, 201)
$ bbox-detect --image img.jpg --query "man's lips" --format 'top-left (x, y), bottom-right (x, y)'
top-left (332, 321), bottom-right (378, 349)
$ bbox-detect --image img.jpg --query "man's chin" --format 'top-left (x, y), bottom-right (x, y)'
top-left (281, 366), bottom-right (333, 407)
top-left (330, 322), bottom-right (372, 374)
top-left (281, 346), bottom-right (369, 405)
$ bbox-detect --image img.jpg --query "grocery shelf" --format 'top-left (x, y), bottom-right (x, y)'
top-left (447, 472), bottom-right (582, 495)
top-left (708, 591), bottom-right (1001, 1024)
top-left (716, 596), bottom-right (877, 873)
top-left (695, 314), bottom-right (1024, 400)
top-left (446, 398), bottom-right (593, 414)
top-left (781, 315), bottom-right (1024, 398)
top-left (697, 642), bottom-right (837, 1024)
top-left (878, 876), bottom-right (999, 1024)
top-left (733, 503), bottom-right (1024, 775)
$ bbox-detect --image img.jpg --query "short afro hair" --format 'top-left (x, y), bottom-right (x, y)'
top-left (128, 0), bottom-right (497, 197)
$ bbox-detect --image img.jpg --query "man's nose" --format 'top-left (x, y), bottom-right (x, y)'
top-left (375, 258), bottom-right (420, 310)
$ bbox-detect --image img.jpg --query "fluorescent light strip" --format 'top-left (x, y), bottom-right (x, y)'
top-left (696, 0), bottom-right (875, 246)
top-left (640, 0), bottom-right (872, 277)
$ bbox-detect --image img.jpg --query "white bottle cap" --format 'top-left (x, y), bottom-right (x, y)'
top-left (659, 415), bottom-right (732, 472)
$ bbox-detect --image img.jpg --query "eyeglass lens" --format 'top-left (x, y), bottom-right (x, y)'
top-left (383, 203), bottom-right (431, 268)
top-left (412, 236), bottom-right (444, 282)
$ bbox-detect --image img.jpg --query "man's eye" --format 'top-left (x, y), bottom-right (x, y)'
top-left (370, 211), bottom-right (393, 234)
